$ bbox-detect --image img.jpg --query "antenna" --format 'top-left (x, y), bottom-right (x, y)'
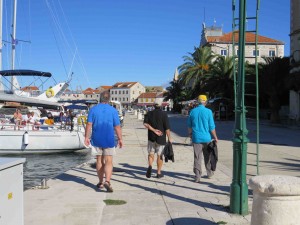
top-left (203, 7), bottom-right (206, 23)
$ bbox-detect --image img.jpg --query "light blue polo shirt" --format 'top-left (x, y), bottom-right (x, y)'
top-left (187, 105), bottom-right (215, 143)
top-left (87, 104), bottom-right (120, 148)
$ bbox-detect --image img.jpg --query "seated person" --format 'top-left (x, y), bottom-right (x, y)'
top-left (13, 108), bottom-right (23, 130)
top-left (31, 112), bottom-right (41, 130)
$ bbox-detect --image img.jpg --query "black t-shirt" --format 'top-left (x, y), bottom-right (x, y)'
top-left (143, 108), bottom-right (170, 145)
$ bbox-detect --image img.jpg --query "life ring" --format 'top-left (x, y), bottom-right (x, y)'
top-left (46, 88), bottom-right (54, 98)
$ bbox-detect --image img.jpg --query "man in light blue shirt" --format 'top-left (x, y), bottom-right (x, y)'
top-left (187, 95), bottom-right (218, 183)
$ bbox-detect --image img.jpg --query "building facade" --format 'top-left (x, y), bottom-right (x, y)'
top-left (60, 88), bottom-right (101, 101)
top-left (200, 23), bottom-right (284, 64)
top-left (110, 82), bottom-right (145, 107)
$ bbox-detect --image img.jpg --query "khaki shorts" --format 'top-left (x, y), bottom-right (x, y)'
top-left (91, 145), bottom-right (116, 156)
top-left (147, 141), bottom-right (165, 155)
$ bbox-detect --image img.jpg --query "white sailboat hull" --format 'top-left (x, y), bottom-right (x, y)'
top-left (0, 129), bottom-right (86, 154)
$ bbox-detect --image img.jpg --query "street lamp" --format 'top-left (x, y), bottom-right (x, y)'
top-left (229, 0), bottom-right (249, 215)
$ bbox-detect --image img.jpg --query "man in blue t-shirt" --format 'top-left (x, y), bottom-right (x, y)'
top-left (84, 92), bottom-right (123, 192)
top-left (187, 95), bottom-right (218, 183)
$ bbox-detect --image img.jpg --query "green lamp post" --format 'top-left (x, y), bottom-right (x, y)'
top-left (230, 0), bottom-right (249, 215)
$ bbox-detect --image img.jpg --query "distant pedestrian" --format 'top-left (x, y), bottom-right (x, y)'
top-left (84, 92), bottom-right (123, 192)
top-left (187, 95), bottom-right (218, 183)
top-left (143, 102), bottom-right (172, 178)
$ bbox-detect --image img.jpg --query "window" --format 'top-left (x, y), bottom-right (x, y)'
top-left (119, 91), bottom-right (121, 94)
top-left (253, 50), bottom-right (259, 56)
top-left (123, 91), bottom-right (125, 94)
top-left (119, 98), bottom-right (121, 101)
top-left (126, 90), bottom-right (128, 94)
top-left (221, 49), bottom-right (227, 56)
top-left (141, 99), bottom-right (143, 102)
top-left (123, 98), bottom-right (125, 101)
top-left (236, 49), bottom-right (239, 56)
top-left (133, 91), bottom-right (135, 94)
top-left (127, 98), bottom-right (128, 101)
top-left (146, 98), bottom-right (148, 102)
top-left (269, 50), bottom-right (275, 57)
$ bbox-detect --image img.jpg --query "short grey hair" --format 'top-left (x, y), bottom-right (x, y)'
top-left (100, 92), bottom-right (110, 103)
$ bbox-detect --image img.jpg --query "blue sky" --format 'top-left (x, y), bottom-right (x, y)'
top-left (1, 0), bottom-right (290, 90)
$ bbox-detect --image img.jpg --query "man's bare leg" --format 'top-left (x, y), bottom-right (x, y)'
top-left (157, 154), bottom-right (163, 177)
top-left (148, 154), bottom-right (154, 166)
top-left (96, 155), bottom-right (105, 183)
top-left (104, 155), bottom-right (113, 182)
top-left (146, 154), bottom-right (154, 178)
top-left (103, 155), bottom-right (114, 192)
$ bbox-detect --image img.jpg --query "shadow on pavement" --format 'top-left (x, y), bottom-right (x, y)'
top-left (55, 172), bottom-right (100, 191)
top-left (166, 217), bottom-right (217, 225)
top-left (260, 158), bottom-right (300, 174)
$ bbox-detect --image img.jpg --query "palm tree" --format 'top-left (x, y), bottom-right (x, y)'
top-left (202, 55), bottom-right (236, 99)
top-left (178, 46), bottom-right (216, 98)
top-left (259, 57), bottom-right (290, 123)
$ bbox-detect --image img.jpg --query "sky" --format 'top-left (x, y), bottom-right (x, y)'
top-left (0, 0), bottom-right (290, 91)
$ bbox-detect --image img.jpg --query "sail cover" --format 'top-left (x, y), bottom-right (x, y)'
top-left (0, 70), bottom-right (52, 77)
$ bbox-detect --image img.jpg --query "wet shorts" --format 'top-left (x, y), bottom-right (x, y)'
top-left (91, 146), bottom-right (116, 156)
top-left (147, 141), bottom-right (165, 155)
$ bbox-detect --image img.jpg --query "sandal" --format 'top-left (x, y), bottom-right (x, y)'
top-left (96, 182), bottom-right (104, 189)
top-left (104, 181), bottom-right (113, 192)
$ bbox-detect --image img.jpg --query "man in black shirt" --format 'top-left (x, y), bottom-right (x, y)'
top-left (143, 102), bottom-right (172, 178)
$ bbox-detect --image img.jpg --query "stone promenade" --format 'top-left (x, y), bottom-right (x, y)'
top-left (24, 112), bottom-right (300, 225)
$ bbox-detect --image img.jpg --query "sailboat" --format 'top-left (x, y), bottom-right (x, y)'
top-left (0, 0), bottom-right (87, 154)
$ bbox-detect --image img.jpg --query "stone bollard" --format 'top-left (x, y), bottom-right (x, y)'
top-left (137, 112), bottom-right (143, 120)
top-left (249, 175), bottom-right (300, 225)
top-left (134, 110), bottom-right (137, 116)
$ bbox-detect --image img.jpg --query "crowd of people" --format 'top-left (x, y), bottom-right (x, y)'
top-left (13, 109), bottom-right (41, 130)
top-left (10, 108), bottom-right (85, 131)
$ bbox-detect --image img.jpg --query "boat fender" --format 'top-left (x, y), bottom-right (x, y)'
top-left (46, 87), bottom-right (55, 98)
top-left (24, 131), bottom-right (29, 145)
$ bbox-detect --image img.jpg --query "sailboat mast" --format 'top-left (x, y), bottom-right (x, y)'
top-left (11, 0), bottom-right (17, 90)
top-left (0, 0), bottom-right (3, 91)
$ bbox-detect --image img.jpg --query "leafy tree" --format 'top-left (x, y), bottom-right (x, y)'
top-left (164, 80), bottom-right (188, 112)
top-left (259, 57), bottom-right (290, 123)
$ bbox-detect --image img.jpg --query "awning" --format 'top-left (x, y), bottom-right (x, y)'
top-left (162, 102), bottom-right (169, 106)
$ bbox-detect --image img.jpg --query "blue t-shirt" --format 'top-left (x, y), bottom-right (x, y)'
top-left (87, 104), bottom-right (120, 148)
top-left (187, 105), bottom-right (215, 143)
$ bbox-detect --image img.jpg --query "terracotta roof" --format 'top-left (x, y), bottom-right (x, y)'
top-left (207, 32), bottom-right (284, 44)
top-left (156, 92), bottom-right (164, 98)
top-left (82, 87), bottom-right (96, 94)
top-left (112, 82), bottom-right (137, 88)
top-left (21, 86), bottom-right (39, 91)
top-left (101, 86), bottom-right (112, 90)
top-left (138, 92), bottom-right (157, 98)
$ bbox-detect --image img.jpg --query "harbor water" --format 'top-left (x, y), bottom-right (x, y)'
top-left (3, 149), bottom-right (92, 190)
